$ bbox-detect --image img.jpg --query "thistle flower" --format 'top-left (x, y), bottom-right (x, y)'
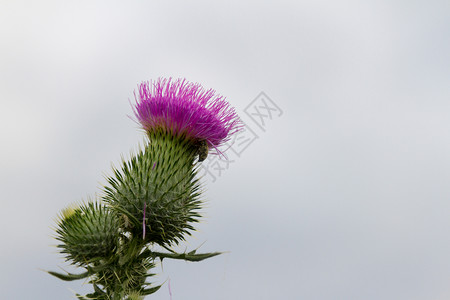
top-left (104, 78), bottom-right (242, 246)
top-left (133, 78), bottom-right (241, 152)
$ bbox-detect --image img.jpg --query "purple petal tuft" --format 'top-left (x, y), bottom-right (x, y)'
top-left (133, 78), bottom-right (241, 151)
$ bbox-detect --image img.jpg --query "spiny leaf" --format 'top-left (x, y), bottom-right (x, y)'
top-left (140, 285), bottom-right (162, 296)
top-left (141, 249), bottom-right (222, 262)
top-left (47, 270), bottom-right (89, 281)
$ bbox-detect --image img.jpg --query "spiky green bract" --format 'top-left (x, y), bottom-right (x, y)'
top-left (55, 202), bottom-right (119, 266)
top-left (50, 237), bottom-right (161, 299)
top-left (87, 239), bottom-right (161, 299)
top-left (103, 131), bottom-right (202, 246)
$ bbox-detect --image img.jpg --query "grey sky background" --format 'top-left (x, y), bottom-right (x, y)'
top-left (1, 0), bottom-right (449, 299)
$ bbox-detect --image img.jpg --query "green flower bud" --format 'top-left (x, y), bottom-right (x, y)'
top-left (55, 202), bottom-right (119, 266)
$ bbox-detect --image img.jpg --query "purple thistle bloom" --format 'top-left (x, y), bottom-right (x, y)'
top-left (133, 78), bottom-right (241, 152)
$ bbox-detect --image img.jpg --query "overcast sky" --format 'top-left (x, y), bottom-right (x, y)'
top-left (1, 0), bottom-right (450, 299)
